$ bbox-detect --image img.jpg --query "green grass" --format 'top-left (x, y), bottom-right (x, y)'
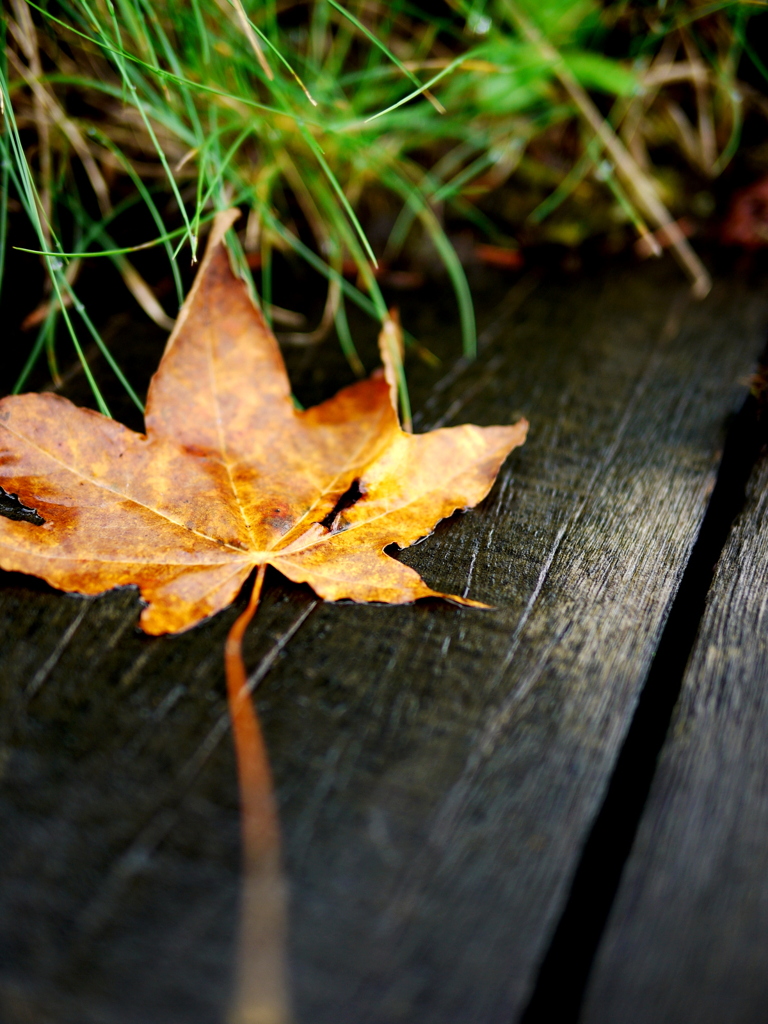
top-left (2, 0), bottom-right (765, 416)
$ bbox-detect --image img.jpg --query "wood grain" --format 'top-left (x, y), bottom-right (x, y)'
top-left (0, 264), bottom-right (765, 1024)
top-left (583, 442), bottom-right (768, 1024)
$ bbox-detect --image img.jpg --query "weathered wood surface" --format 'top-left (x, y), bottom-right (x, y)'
top-left (583, 438), bottom-right (768, 1024)
top-left (0, 264), bottom-right (765, 1024)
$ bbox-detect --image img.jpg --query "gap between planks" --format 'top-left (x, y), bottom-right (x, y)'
top-left (520, 340), bottom-right (768, 1023)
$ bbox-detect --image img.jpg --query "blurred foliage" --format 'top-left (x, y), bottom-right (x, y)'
top-left (1, 0), bottom-right (767, 410)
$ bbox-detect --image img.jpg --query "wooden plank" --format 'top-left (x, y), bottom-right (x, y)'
top-left (583, 440), bottom-right (768, 1024)
top-left (0, 265), bottom-right (764, 1023)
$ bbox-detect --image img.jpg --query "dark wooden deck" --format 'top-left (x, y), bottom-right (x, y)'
top-left (1, 260), bottom-right (767, 1024)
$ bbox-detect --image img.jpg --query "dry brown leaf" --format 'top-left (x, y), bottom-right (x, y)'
top-left (0, 209), bottom-right (528, 635)
top-left (1, 210), bottom-right (528, 1024)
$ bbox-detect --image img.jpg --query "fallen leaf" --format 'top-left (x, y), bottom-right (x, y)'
top-left (1, 211), bottom-right (528, 1024)
top-left (0, 209), bottom-right (528, 635)
top-left (475, 242), bottom-right (524, 270)
top-left (721, 175), bottom-right (768, 248)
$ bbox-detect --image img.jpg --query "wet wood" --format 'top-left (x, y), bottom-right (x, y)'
top-left (0, 264), bottom-right (765, 1024)
top-left (583, 447), bottom-right (768, 1024)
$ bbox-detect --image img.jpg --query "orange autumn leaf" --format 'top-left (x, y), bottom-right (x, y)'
top-left (0, 210), bottom-right (528, 635)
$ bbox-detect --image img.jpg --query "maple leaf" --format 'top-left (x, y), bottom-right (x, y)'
top-left (0, 209), bottom-right (527, 635)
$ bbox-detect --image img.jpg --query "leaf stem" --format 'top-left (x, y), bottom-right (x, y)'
top-left (225, 563), bottom-right (291, 1024)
